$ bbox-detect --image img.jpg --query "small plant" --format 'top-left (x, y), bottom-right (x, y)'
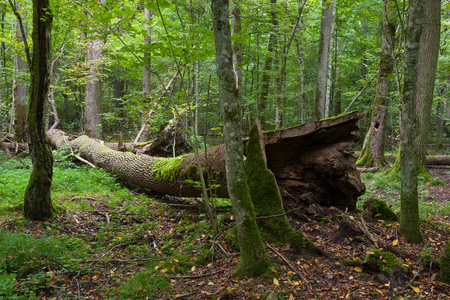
top-left (113, 270), bottom-right (169, 299)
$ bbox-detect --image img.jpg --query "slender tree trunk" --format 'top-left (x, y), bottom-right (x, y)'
top-left (357, 0), bottom-right (396, 168)
top-left (314, 0), bottom-right (335, 120)
top-left (211, 0), bottom-right (270, 277)
top-left (435, 98), bottom-right (444, 152)
top-left (232, 3), bottom-right (243, 123)
top-left (325, 0), bottom-right (336, 118)
top-left (12, 1), bottom-right (28, 142)
top-left (84, 0), bottom-right (106, 138)
top-left (258, 0), bottom-right (277, 129)
top-left (415, 0), bottom-right (441, 176)
top-left (143, 7), bottom-right (152, 98)
top-left (399, 0), bottom-right (424, 244)
top-left (24, 0), bottom-right (54, 221)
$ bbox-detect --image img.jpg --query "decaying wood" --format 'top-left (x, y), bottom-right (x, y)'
top-left (43, 112), bottom-right (365, 210)
top-left (263, 111), bottom-right (366, 210)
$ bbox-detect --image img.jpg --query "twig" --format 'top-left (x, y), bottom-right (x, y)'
top-left (265, 243), bottom-right (307, 282)
top-left (100, 243), bottom-right (127, 259)
top-left (356, 217), bottom-right (379, 248)
top-left (255, 206), bottom-right (303, 220)
top-left (152, 269), bottom-right (225, 279)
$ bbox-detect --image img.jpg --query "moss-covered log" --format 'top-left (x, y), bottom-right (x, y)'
top-left (47, 129), bottom-right (228, 198)
top-left (46, 112), bottom-right (365, 210)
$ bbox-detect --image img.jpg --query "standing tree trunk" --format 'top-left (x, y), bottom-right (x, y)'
top-left (12, 1), bottom-right (28, 142)
top-left (435, 98), bottom-right (444, 152)
top-left (84, 0), bottom-right (106, 138)
top-left (257, 0), bottom-right (277, 129)
top-left (314, 0), bottom-right (335, 120)
top-left (24, 0), bottom-right (54, 221)
top-left (415, 0), bottom-right (440, 176)
top-left (399, 0), bottom-right (423, 244)
top-left (357, 0), bottom-right (396, 168)
top-left (211, 0), bottom-right (270, 277)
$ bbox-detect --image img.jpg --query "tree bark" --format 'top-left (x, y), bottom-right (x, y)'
top-left (12, 1), bottom-right (28, 142)
top-left (84, 0), bottom-right (106, 138)
top-left (258, 0), bottom-right (277, 129)
top-left (415, 0), bottom-right (441, 175)
top-left (399, 0), bottom-right (424, 244)
top-left (24, 0), bottom-right (54, 221)
top-left (211, 0), bottom-right (270, 277)
top-left (314, 0), bottom-right (335, 120)
top-left (357, 0), bottom-right (396, 168)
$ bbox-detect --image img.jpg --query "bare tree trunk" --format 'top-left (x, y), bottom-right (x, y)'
top-left (258, 0), bottom-right (277, 129)
top-left (400, 0), bottom-right (423, 244)
top-left (84, 0), bottom-right (106, 138)
top-left (24, 0), bottom-right (54, 221)
top-left (211, 0), bottom-right (270, 277)
top-left (357, 0), bottom-right (396, 168)
top-left (12, 1), bottom-right (28, 142)
top-left (415, 0), bottom-right (441, 175)
top-left (314, 0), bottom-right (335, 120)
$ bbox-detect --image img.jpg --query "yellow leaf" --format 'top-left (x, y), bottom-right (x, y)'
top-left (273, 278), bottom-right (279, 286)
top-left (354, 267), bottom-right (363, 273)
top-left (92, 275), bottom-right (98, 280)
top-left (117, 237), bottom-right (122, 241)
top-left (270, 267), bottom-right (277, 273)
top-left (412, 286), bottom-right (420, 294)
top-left (392, 239), bottom-right (398, 246)
top-left (191, 266), bottom-right (196, 272)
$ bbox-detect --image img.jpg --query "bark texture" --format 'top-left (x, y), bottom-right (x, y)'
top-left (399, 0), bottom-right (424, 243)
top-left (314, 0), bottom-right (335, 120)
top-left (357, 0), bottom-right (396, 168)
top-left (441, 240), bottom-right (450, 284)
top-left (24, 0), bottom-right (54, 221)
top-left (415, 0), bottom-right (441, 173)
top-left (211, 0), bottom-right (270, 277)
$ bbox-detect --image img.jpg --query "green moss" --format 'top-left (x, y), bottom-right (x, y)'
top-left (152, 156), bottom-right (186, 182)
top-left (441, 241), bottom-right (450, 284)
top-left (363, 196), bottom-right (397, 221)
top-left (364, 248), bottom-right (406, 273)
top-left (245, 123), bottom-right (317, 254)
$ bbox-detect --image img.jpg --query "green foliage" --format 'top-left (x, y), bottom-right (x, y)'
top-left (0, 231), bottom-right (87, 278)
top-left (113, 270), bottom-right (169, 299)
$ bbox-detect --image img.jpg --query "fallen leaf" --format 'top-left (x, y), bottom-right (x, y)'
top-left (412, 286), bottom-right (420, 293)
top-left (273, 278), bottom-right (279, 286)
top-left (354, 267), bottom-right (363, 273)
top-left (392, 239), bottom-right (398, 246)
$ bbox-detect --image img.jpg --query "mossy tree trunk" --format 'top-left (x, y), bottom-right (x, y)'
top-left (24, 0), bottom-right (54, 221)
top-left (399, 0), bottom-right (423, 244)
top-left (357, 0), bottom-right (396, 168)
top-left (211, 0), bottom-right (270, 277)
top-left (246, 121), bottom-right (317, 254)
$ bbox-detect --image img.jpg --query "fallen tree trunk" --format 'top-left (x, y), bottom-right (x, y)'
top-left (46, 111), bottom-right (366, 210)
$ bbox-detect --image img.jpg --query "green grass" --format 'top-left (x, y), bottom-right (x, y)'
top-left (360, 170), bottom-right (448, 222)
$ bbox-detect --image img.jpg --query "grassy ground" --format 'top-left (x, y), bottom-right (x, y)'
top-left (0, 150), bottom-right (449, 299)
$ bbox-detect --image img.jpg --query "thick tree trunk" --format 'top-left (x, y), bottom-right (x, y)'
top-left (357, 0), bottom-right (396, 168)
top-left (24, 0), bottom-right (54, 221)
top-left (84, 0), bottom-right (106, 138)
top-left (441, 240), bottom-right (450, 284)
top-left (415, 0), bottom-right (441, 174)
top-left (399, 0), bottom-right (423, 244)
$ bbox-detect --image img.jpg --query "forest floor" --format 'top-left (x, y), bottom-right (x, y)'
top-left (0, 163), bottom-right (449, 299)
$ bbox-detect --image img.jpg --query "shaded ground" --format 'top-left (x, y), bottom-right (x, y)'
top-left (1, 167), bottom-right (449, 299)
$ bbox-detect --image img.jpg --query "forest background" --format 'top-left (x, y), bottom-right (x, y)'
top-left (0, 0), bottom-right (450, 298)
